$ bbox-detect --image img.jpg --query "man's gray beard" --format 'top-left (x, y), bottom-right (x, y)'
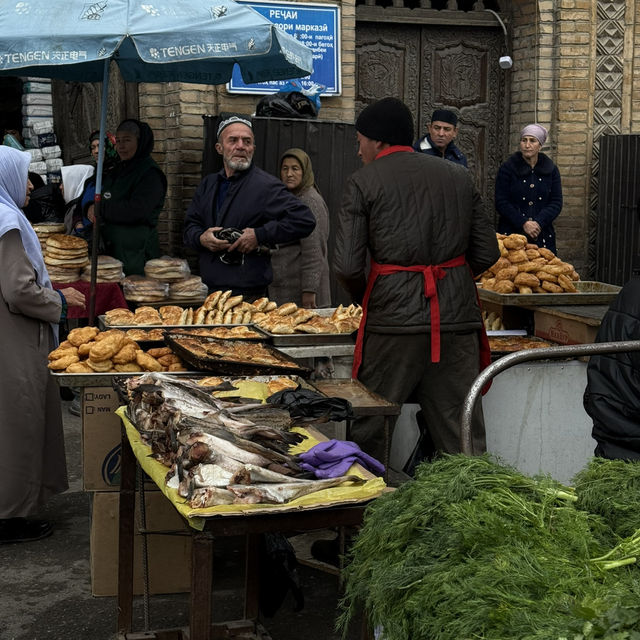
top-left (226, 156), bottom-right (252, 171)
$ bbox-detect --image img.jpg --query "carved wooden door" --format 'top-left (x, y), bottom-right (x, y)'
top-left (52, 64), bottom-right (138, 166)
top-left (356, 23), bottom-right (509, 220)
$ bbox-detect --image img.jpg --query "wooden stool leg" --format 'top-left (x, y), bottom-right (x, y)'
top-left (190, 532), bottom-right (213, 640)
top-left (117, 427), bottom-right (137, 635)
top-left (244, 533), bottom-right (260, 621)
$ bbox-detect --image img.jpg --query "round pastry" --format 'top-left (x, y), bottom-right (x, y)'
top-left (495, 266), bottom-right (519, 282)
top-left (514, 272), bottom-right (540, 288)
top-left (494, 280), bottom-right (515, 294)
top-left (538, 247), bottom-right (556, 261)
top-left (507, 249), bottom-right (527, 264)
top-left (502, 234), bottom-right (528, 250)
top-left (541, 280), bottom-right (563, 293)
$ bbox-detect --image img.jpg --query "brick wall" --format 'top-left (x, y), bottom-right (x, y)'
top-left (138, 0), bottom-right (356, 256)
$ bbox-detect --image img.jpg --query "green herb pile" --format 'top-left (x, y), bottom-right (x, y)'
top-left (338, 455), bottom-right (640, 640)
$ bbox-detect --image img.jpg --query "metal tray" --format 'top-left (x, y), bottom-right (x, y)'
top-left (478, 280), bottom-right (621, 307)
top-left (164, 334), bottom-right (312, 377)
top-left (98, 315), bottom-right (249, 331)
top-left (50, 370), bottom-right (198, 388)
top-left (256, 308), bottom-right (360, 346)
top-left (164, 325), bottom-right (269, 342)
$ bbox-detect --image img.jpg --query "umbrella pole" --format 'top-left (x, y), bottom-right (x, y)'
top-left (88, 59), bottom-right (111, 325)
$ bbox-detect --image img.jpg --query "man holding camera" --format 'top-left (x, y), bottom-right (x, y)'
top-left (183, 115), bottom-right (315, 299)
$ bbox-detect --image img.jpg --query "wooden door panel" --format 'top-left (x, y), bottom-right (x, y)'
top-left (356, 24), bottom-right (421, 117)
top-left (420, 26), bottom-right (507, 217)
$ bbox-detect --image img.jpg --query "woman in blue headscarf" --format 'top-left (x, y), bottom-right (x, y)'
top-left (0, 146), bottom-right (85, 544)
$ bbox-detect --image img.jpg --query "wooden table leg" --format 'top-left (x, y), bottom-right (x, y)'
top-left (117, 426), bottom-right (137, 635)
top-left (190, 532), bottom-right (213, 640)
top-left (244, 533), bottom-right (260, 622)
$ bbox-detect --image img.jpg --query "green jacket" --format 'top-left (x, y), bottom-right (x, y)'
top-left (100, 121), bottom-right (167, 275)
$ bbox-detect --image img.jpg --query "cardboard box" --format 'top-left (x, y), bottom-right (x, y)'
top-left (82, 386), bottom-right (123, 491)
top-left (534, 310), bottom-right (598, 345)
top-left (90, 491), bottom-right (192, 597)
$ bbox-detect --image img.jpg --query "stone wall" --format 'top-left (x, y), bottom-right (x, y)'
top-left (138, 0), bottom-right (356, 256)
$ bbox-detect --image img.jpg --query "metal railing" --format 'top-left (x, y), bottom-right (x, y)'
top-left (460, 340), bottom-right (640, 454)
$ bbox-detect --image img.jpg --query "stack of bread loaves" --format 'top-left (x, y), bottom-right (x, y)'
top-left (80, 255), bottom-right (124, 283)
top-left (44, 234), bottom-right (89, 283)
top-left (32, 222), bottom-right (65, 252)
top-left (168, 275), bottom-right (208, 300)
top-left (121, 275), bottom-right (169, 302)
top-left (144, 257), bottom-right (191, 282)
top-left (477, 233), bottom-right (580, 294)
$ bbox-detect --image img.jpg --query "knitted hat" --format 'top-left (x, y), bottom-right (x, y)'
top-left (431, 109), bottom-right (458, 126)
top-left (355, 98), bottom-right (414, 146)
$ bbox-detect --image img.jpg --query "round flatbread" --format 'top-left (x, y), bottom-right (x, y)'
top-left (46, 234), bottom-right (88, 250)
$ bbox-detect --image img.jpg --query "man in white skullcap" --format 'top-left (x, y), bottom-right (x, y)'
top-left (183, 114), bottom-right (315, 299)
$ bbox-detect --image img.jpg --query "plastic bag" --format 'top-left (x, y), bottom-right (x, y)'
top-left (279, 79), bottom-right (325, 114)
top-left (256, 90), bottom-right (317, 119)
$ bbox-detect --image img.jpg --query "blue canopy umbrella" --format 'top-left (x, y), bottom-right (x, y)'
top-left (0, 0), bottom-right (313, 320)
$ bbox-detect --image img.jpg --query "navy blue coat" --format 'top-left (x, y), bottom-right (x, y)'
top-left (494, 151), bottom-right (562, 254)
top-left (183, 164), bottom-right (315, 293)
top-left (413, 134), bottom-right (467, 167)
top-left (584, 277), bottom-right (640, 460)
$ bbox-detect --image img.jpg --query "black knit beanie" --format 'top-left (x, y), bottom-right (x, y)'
top-left (355, 97), bottom-right (414, 146)
top-left (431, 109), bottom-right (458, 126)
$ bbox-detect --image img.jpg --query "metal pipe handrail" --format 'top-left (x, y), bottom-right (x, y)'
top-left (460, 340), bottom-right (640, 455)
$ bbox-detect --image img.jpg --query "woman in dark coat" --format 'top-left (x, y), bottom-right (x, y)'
top-left (583, 276), bottom-right (640, 460)
top-left (87, 119), bottom-right (167, 275)
top-left (495, 124), bottom-right (563, 254)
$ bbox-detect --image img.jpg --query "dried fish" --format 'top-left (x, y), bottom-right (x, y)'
top-left (228, 475), bottom-right (365, 505)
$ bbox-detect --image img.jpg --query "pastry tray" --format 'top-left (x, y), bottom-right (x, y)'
top-left (98, 315), bottom-right (249, 331)
top-left (257, 308), bottom-right (360, 346)
top-left (164, 325), bottom-right (269, 342)
top-left (50, 370), bottom-right (198, 388)
top-left (164, 334), bottom-right (312, 377)
top-left (478, 281), bottom-right (621, 307)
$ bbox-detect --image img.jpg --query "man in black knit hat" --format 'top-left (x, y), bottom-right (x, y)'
top-left (413, 108), bottom-right (467, 166)
top-left (334, 97), bottom-right (499, 468)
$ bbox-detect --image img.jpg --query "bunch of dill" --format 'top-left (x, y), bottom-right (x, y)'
top-left (338, 455), bottom-right (640, 640)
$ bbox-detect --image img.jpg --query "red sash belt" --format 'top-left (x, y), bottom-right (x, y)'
top-left (352, 255), bottom-right (466, 378)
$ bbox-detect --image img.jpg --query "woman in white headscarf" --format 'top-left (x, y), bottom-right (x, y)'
top-left (61, 164), bottom-right (94, 234)
top-left (495, 123), bottom-right (563, 254)
top-left (0, 146), bottom-right (85, 544)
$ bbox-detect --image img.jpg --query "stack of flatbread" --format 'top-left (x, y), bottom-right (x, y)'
top-left (32, 222), bottom-right (65, 252)
top-left (144, 257), bottom-right (191, 282)
top-left (44, 234), bottom-right (89, 283)
top-left (81, 255), bottom-right (124, 283)
top-left (122, 275), bottom-right (169, 302)
top-left (168, 275), bottom-right (208, 300)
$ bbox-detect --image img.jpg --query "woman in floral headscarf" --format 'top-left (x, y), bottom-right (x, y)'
top-left (495, 123), bottom-right (563, 254)
top-left (269, 148), bottom-right (330, 308)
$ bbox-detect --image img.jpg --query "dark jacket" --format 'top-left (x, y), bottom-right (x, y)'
top-left (495, 151), bottom-right (562, 254)
top-left (334, 150), bottom-right (499, 333)
top-left (583, 277), bottom-right (640, 461)
top-left (183, 164), bottom-right (316, 292)
top-left (413, 134), bottom-right (468, 167)
top-left (100, 121), bottom-right (167, 276)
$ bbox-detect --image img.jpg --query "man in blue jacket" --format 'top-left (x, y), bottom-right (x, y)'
top-left (183, 115), bottom-right (316, 299)
top-left (413, 109), bottom-right (467, 167)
